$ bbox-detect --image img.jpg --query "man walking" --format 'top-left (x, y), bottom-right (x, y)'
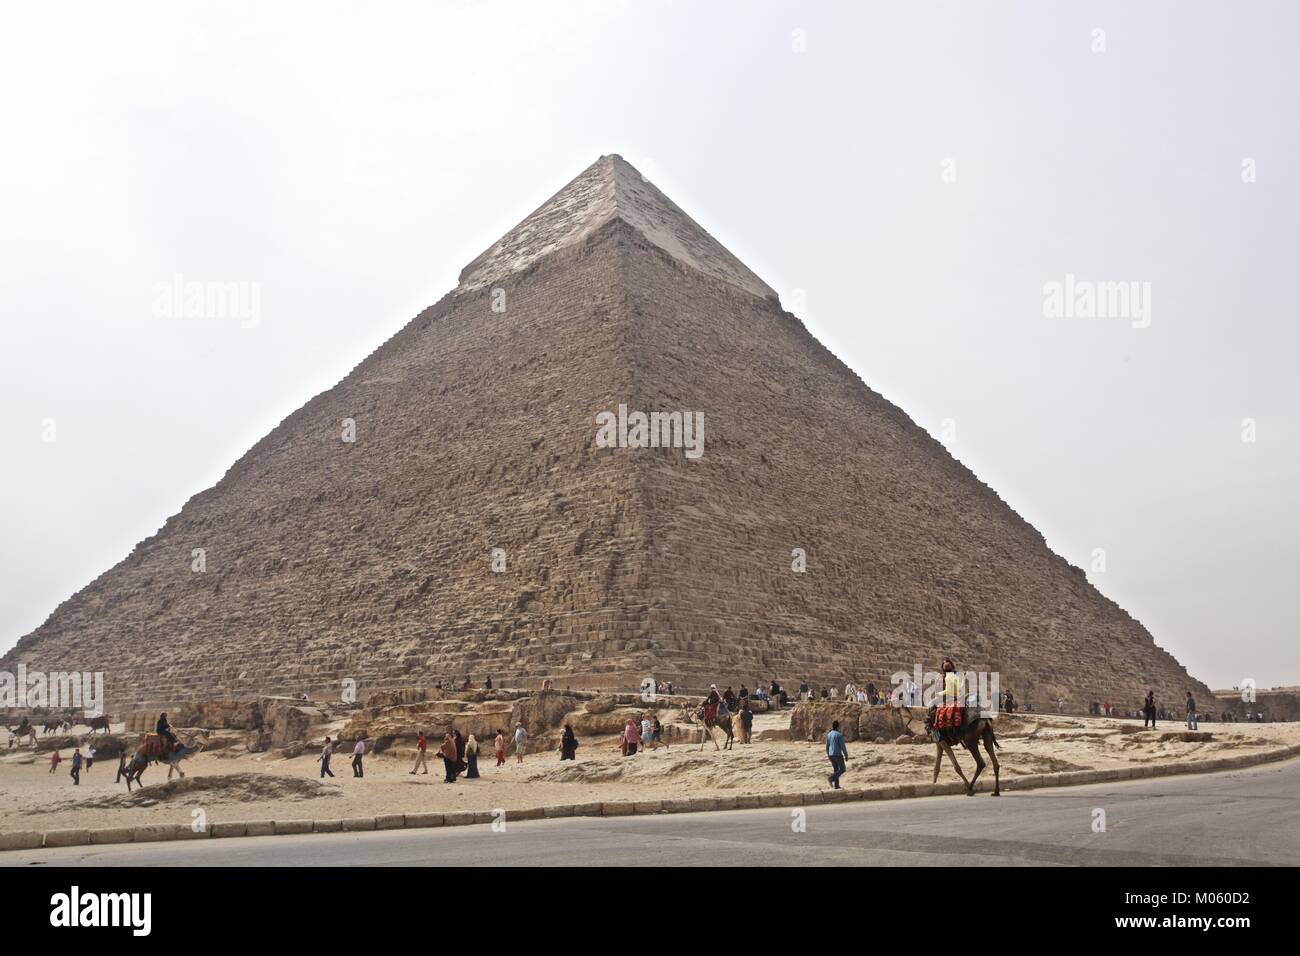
top-left (410, 731), bottom-right (429, 775)
top-left (740, 701), bottom-right (754, 744)
top-left (70, 747), bottom-right (83, 786)
top-left (320, 737), bottom-right (335, 778)
top-left (513, 722), bottom-right (528, 763)
top-left (825, 720), bottom-right (849, 790)
top-left (351, 736), bottom-right (366, 778)
top-left (1186, 692), bottom-right (1198, 730)
top-left (1143, 691), bottom-right (1157, 728)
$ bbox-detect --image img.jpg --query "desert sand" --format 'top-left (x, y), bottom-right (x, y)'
top-left (2, 711), bottom-right (1296, 835)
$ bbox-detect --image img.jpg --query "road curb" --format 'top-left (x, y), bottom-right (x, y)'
top-left (5, 741), bottom-right (1298, 852)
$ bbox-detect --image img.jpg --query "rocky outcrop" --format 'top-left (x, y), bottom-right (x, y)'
top-left (789, 701), bottom-right (916, 742)
top-left (260, 698), bottom-right (322, 749)
top-left (510, 692), bottom-right (581, 736)
top-left (173, 699), bottom-right (262, 730)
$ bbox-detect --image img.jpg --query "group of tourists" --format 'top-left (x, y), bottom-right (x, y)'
top-left (48, 746), bottom-right (95, 784)
top-left (1139, 690), bottom-right (1204, 730)
top-left (620, 715), bottom-right (667, 755)
top-left (317, 735), bottom-right (368, 778)
top-left (321, 721), bottom-right (534, 783)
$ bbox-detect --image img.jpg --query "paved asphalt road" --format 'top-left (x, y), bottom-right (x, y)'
top-left (5, 757), bottom-right (1297, 866)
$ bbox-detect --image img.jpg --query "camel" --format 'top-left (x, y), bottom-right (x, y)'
top-left (691, 705), bottom-right (735, 751)
top-left (7, 720), bottom-right (37, 748)
top-left (900, 705), bottom-right (1001, 796)
top-left (84, 715), bottom-right (111, 734)
top-left (121, 735), bottom-right (203, 792)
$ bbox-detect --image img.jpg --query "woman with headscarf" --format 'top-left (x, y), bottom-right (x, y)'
top-left (623, 718), bottom-right (641, 757)
top-left (464, 733), bottom-right (480, 778)
top-left (560, 724), bottom-right (578, 761)
top-left (453, 729), bottom-right (467, 776)
top-left (440, 732), bottom-right (459, 783)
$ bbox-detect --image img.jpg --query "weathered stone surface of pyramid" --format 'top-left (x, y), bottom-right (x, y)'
top-left (2, 155), bottom-right (1212, 711)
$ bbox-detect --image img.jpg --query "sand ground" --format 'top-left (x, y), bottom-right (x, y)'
top-left (1, 712), bottom-right (1295, 833)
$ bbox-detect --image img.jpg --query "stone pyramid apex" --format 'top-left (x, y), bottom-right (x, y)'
top-left (458, 154), bottom-right (777, 301)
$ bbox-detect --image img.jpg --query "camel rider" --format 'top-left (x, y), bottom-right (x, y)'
top-left (704, 684), bottom-right (721, 724)
top-left (156, 712), bottom-right (178, 751)
top-left (941, 657), bottom-right (961, 706)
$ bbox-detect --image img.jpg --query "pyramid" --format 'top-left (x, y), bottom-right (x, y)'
top-left (3, 155), bottom-right (1211, 711)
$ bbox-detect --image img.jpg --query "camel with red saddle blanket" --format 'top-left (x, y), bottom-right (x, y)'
top-left (899, 702), bottom-right (1001, 796)
top-left (121, 732), bottom-right (203, 791)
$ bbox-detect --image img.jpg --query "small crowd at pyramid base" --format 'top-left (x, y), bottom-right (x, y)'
top-left (3, 670), bottom-right (1297, 838)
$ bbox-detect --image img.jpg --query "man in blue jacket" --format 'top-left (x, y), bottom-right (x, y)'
top-left (825, 720), bottom-right (849, 789)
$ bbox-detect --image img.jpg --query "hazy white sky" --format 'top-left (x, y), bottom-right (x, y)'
top-left (1, 1), bottom-right (1295, 689)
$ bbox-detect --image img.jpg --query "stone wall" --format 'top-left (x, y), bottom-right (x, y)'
top-left (1213, 689), bottom-right (1300, 722)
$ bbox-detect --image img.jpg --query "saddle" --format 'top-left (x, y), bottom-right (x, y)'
top-left (140, 733), bottom-right (178, 759)
top-left (934, 703), bottom-right (965, 730)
